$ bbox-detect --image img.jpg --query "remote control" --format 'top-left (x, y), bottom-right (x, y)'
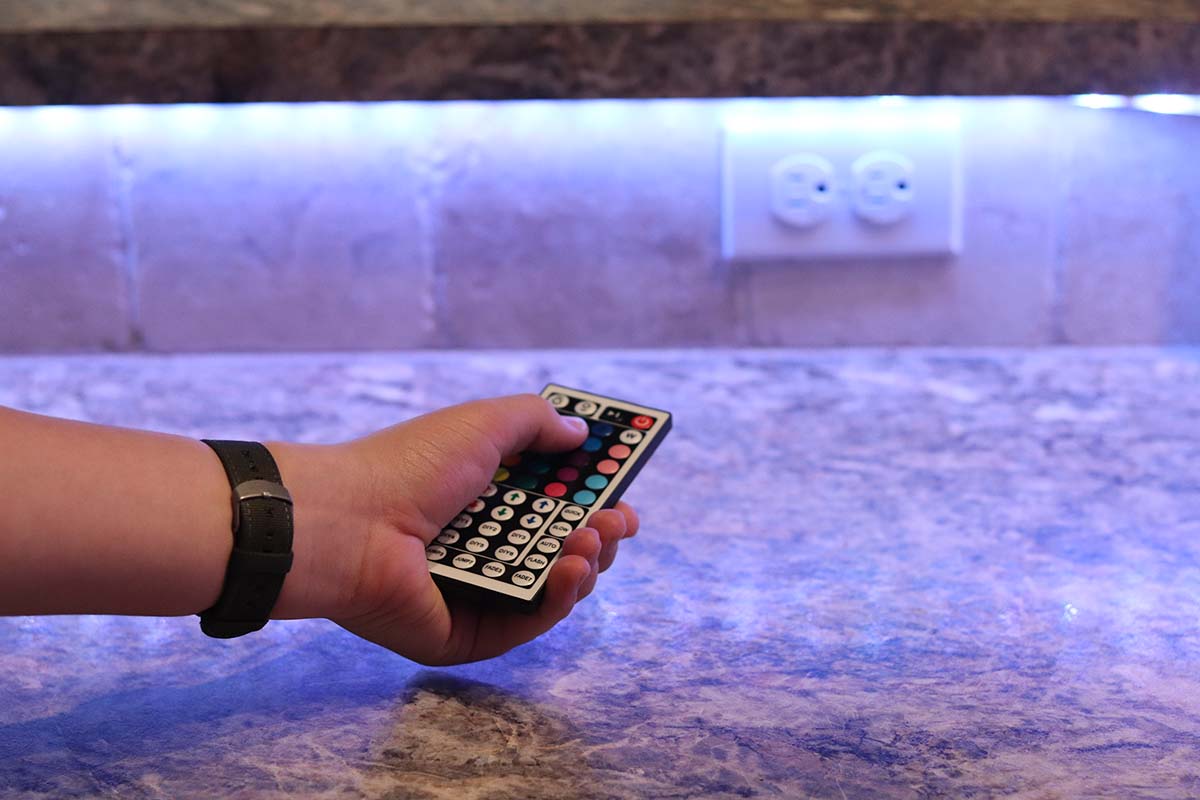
top-left (426, 384), bottom-right (672, 613)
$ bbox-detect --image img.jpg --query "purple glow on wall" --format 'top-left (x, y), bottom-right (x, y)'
top-left (0, 97), bottom-right (1198, 353)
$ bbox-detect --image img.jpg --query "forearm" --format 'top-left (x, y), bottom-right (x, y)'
top-left (0, 406), bottom-right (231, 616)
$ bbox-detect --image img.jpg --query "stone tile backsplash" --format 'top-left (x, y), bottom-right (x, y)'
top-left (0, 98), bottom-right (1196, 352)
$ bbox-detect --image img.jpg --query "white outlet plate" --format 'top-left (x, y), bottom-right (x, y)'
top-left (721, 109), bottom-right (963, 261)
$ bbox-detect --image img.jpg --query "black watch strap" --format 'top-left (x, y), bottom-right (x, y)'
top-left (199, 440), bottom-right (295, 639)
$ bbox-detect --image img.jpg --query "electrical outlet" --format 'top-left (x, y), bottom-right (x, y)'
top-left (721, 108), bottom-right (962, 261)
top-left (851, 150), bottom-right (915, 226)
top-left (769, 153), bottom-right (836, 229)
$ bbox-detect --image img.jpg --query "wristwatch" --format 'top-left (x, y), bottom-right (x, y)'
top-left (199, 440), bottom-right (295, 638)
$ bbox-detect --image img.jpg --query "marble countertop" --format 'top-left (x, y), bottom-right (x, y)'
top-left (2, 0), bottom-right (1196, 31)
top-left (1, 13), bottom-right (1197, 104)
top-left (1, 348), bottom-right (1198, 798)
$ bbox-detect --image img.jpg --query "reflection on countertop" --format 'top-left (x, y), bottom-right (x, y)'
top-left (1, 348), bottom-right (1199, 798)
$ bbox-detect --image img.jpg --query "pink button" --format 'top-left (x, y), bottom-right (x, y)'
top-left (544, 482), bottom-right (567, 497)
top-left (596, 459), bottom-right (620, 475)
top-left (556, 466), bottom-right (580, 481)
top-left (608, 444), bottom-right (631, 459)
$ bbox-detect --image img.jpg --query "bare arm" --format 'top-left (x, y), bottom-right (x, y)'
top-left (0, 396), bottom-right (638, 665)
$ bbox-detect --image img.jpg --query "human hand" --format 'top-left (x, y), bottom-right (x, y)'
top-left (268, 394), bottom-right (639, 665)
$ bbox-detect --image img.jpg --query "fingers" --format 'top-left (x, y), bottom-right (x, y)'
top-left (448, 394), bottom-right (589, 461)
top-left (467, 547), bottom-right (593, 660)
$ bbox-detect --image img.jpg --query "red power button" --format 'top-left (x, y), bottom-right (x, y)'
top-left (631, 415), bottom-right (654, 430)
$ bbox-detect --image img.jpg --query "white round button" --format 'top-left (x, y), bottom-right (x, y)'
top-left (494, 545), bottom-right (519, 562)
top-left (619, 429), bottom-right (644, 445)
top-left (425, 545), bottom-right (447, 561)
top-left (507, 530), bottom-right (532, 545)
top-left (549, 521), bottom-right (573, 537)
top-left (512, 571), bottom-right (536, 587)
top-left (451, 514), bottom-right (473, 529)
top-left (478, 521), bottom-right (502, 537)
top-left (548, 394), bottom-right (569, 408)
top-left (481, 482), bottom-right (498, 497)
top-left (524, 553), bottom-right (549, 570)
top-left (532, 497), bottom-right (556, 513)
top-left (452, 553), bottom-right (476, 569)
top-left (520, 513), bottom-right (544, 530)
top-left (561, 505), bottom-right (585, 523)
top-left (482, 562), bottom-right (506, 579)
top-left (465, 537), bottom-right (489, 553)
top-left (502, 490), bottom-right (527, 505)
top-left (537, 538), bottom-right (561, 554)
top-left (574, 400), bottom-right (598, 415)
top-left (436, 530), bottom-right (460, 545)
top-left (466, 498), bottom-right (486, 513)
top-left (491, 506), bottom-right (514, 521)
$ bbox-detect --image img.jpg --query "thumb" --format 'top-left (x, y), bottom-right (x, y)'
top-left (447, 394), bottom-right (589, 458)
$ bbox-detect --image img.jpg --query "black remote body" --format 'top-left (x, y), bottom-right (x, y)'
top-left (427, 384), bottom-right (672, 613)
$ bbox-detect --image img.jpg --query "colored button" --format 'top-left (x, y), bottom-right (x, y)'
top-left (532, 497), bottom-right (556, 513)
top-left (466, 498), bottom-right (485, 513)
top-left (501, 453), bottom-right (522, 467)
top-left (493, 467), bottom-right (510, 482)
top-left (632, 415), bottom-right (654, 430)
top-left (556, 466), bottom-right (580, 481)
top-left (567, 452), bottom-right (590, 467)
top-left (572, 490), bottom-right (597, 505)
top-left (585, 475), bottom-right (609, 491)
top-left (481, 482), bottom-right (499, 497)
top-left (550, 521), bottom-right (573, 537)
top-left (521, 513), bottom-right (544, 529)
top-left (494, 545), bottom-right (518, 562)
top-left (619, 429), bottom-right (643, 445)
top-left (561, 505), bottom-right (586, 522)
top-left (608, 444), bottom-right (632, 459)
top-left (537, 537), bottom-right (562, 554)
top-left (582, 437), bottom-right (603, 453)
top-left (544, 482), bottom-right (567, 497)
top-left (512, 570), bottom-right (536, 587)
top-left (465, 537), bottom-right (489, 553)
top-left (512, 474), bottom-right (538, 489)
top-left (503, 490), bottom-right (527, 505)
top-left (478, 521), bottom-right (502, 537)
top-left (574, 400), bottom-right (598, 415)
top-left (524, 553), bottom-right (549, 570)
top-left (436, 530), bottom-right (460, 545)
top-left (482, 562), bottom-right (506, 579)
top-left (596, 459), bottom-right (620, 475)
top-left (452, 553), bottom-right (476, 569)
top-left (425, 545), bottom-right (447, 561)
top-left (451, 514), bottom-right (473, 528)
top-left (507, 529), bottom-right (532, 545)
top-left (590, 421), bottom-right (615, 437)
top-left (491, 506), bottom-right (514, 521)
top-left (528, 460), bottom-right (552, 475)
top-left (548, 393), bottom-right (569, 408)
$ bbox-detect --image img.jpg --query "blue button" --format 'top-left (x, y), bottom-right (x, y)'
top-left (590, 421), bottom-right (615, 437)
top-left (581, 436), bottom-right (602, 452)
top-left (572, 490), bottom-right (597, 505)
top-left (585, 474), bottom-right (609, 490)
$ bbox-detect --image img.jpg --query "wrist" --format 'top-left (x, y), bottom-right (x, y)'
top-left (264, 440), bottom-right (375, 621)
